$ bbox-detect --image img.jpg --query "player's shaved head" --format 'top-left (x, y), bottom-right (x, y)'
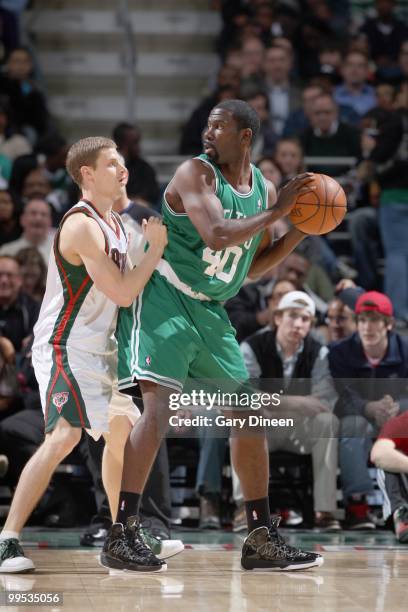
top-left (213, 99), bottom-right (260, 143)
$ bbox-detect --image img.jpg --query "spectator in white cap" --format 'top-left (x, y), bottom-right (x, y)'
top-left (238, 290), bottom-right (340, 531)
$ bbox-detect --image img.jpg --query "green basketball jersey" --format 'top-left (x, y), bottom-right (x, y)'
top-left (161, 154), bottom-right (268, 302)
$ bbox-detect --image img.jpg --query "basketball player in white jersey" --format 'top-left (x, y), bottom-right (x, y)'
top-left (0, 137), bottom-right (168, 573)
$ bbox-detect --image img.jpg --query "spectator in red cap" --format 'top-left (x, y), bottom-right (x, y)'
top-left (329, 291), bottom-right (408, 529)
top-left (371, 411), bottom-right (408, 543)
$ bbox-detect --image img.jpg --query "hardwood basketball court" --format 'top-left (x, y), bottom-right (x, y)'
top-left (1, 529), bottom-right (407, 611)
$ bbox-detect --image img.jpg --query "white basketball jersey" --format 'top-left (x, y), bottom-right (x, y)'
top-left (33, 200), bottom-right (128, 354)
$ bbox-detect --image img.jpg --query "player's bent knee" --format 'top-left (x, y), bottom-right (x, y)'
top-left (46, 423), bottom-right (82, 456)
top-left (314, 411), bottom-right (339, 435)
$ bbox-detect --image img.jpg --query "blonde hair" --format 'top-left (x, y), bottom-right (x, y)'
top-left (66, 136), bottom-right (116, 186)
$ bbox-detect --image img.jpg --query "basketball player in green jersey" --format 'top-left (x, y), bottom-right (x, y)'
top-left (103, 100), bottom-right (324, 572)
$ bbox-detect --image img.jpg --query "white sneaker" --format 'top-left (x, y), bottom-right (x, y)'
top-left (156, 539), bottom-right (184, 560)
top-left (140, 527), bottom-right (184, 560)
top-left (0, 539), bottom-right (35, 573)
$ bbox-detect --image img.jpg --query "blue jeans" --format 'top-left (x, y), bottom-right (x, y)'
top-left (196, 435), bottom-right (227, 495)
top-left (348, 207), bottom-right (381, 290)
top-left (379, 202), bottom-right (408, 320)
top-left (339, 415), bottom-right (375, 499)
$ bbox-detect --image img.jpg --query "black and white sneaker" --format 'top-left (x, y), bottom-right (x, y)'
top-left (0, 539), bottom-right (35, 573)
top-left (100, 517), bottom-right (166, 573)
top-left (241, 517), bottom-right (324, 571)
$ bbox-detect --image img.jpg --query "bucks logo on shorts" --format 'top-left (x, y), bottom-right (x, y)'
top-left (161, 154), bottom-right (268, 303)
top-left (52, 391), bottom-right (70, 413)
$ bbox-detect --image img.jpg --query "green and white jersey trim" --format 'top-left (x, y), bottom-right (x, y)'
top-left (33, 200), bottom-right (128, 355)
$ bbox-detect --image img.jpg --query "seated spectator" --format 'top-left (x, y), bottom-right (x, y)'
top-left (269, 4), bottom-right (300, 41)
top-left (9, 134), bottom-right (73, 224)
top-left (0, 47), bottom-right (51, 140)
top-left (35, 133), bottom-right (72, 207)
top-left (0, 197), bottom-right (56, 265)
top-left (294, 13), bottom-right (334, 80)
top-left (371, 411), bottom-right (408, 542)
top-left (240, 291), bottom-right (340, 530)
top-left (0, 188), bottom-right (21, 247)
top-left (0, 333), bottom-right (19, 419)
top-left (284, 83), bottom-right (361, 137)
top-left (360, 0), bottom-right (408, 76)
top-left (0, 255), bottom-right (40, 352)
top-left (283, 84), bottom-right (325, 137)
top-left (15, 247), bottom-right (46, 303)
top-left (334, 51), bottom-right (376, 120)
top-left (395, 39), bottom-right (408, 85)
top-left (225, 271), bottom-right (281, 344)
top-left (300, 93), bottom-right (361, 176)
top-left (263, 45), bottom-right (301, 136)
top-left (274, 137), bottom-right (304, 181)
top-left (375, 82), bottom-right (396, 111)
top-left (256, 156), bottom-right (282, 188)
top-left (329, 291), bottom-right (408, 529)
top-left (0, 1), bottom-right (29, 57)
top-left (179, 68), bottom-right (240, 155)
top-left (239, 36), bottom-right (266, 96)
top-left (279, 247), bottom-right (333, 314)
top-left (253, 2), bottom-right (276, 46)
top-left (0, 100), bottom-right (31, 162)
top-left (215, 2), bottom-right (252, 58)
top-left (316, 45), bottom-right (343, 86)
top-left (324, 296), bottom-right (357, 343)
top-left (244, 91), bottom-right (277, 159)
top-left (113, 122), bottom-right (160, 206)
top-left (223, 45), bottom-right (243, 72)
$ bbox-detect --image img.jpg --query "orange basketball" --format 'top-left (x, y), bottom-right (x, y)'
top-left (288, 173), bottom-right (347, 235)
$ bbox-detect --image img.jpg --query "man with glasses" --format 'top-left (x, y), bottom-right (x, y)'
top-left (300, 93), bottom-right (361, 176)
top-left (0, 255), bottom-right (39, 352)
top-left (325, 297), bottom-right (357, 343)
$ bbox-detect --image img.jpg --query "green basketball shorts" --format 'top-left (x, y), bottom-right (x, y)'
top-left (116, 271), bottom-right (249, 394)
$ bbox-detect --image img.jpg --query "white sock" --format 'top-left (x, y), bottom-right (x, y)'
top-left (0, 530), bottom-right (19, 542)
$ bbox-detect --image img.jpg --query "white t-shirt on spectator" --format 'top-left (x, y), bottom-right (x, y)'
top-left (0, 230), bottom-right (56, 265)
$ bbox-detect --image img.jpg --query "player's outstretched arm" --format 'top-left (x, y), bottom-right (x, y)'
top-left (61, 215), bottom-right (167, 306)
top-left (175, 160), bottom-right (314, 251)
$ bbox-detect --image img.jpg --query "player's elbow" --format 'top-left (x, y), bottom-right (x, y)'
top-left (370, 442), bottom-right (386, 468)
top-left (206, 224), bottom-right (228, 251)
top-left (247, 268), bottom-right (261, 281)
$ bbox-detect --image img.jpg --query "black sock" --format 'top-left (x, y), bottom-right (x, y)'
top-left (116, 491), bottom-right (142, 525)
top-left (245, 497), bottom-right (271, 532)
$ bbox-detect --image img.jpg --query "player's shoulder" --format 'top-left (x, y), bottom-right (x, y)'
top-left (173, 157), bottom-right (216, 189)
top-left (258, 175), bottom-right (277, 207)
top-left (176, 156), bottom-right (213, 176)
top-left (60, 208), bottom-right (101, 240)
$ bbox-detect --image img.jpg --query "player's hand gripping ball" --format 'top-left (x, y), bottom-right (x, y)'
top-left (288, 173), bottom-right (347, 235)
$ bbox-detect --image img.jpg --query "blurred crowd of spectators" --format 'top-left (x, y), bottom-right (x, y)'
top-left (1, 0), bottom-right (408, 539)
top-left (181, 0), bottom-right (408, 325)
